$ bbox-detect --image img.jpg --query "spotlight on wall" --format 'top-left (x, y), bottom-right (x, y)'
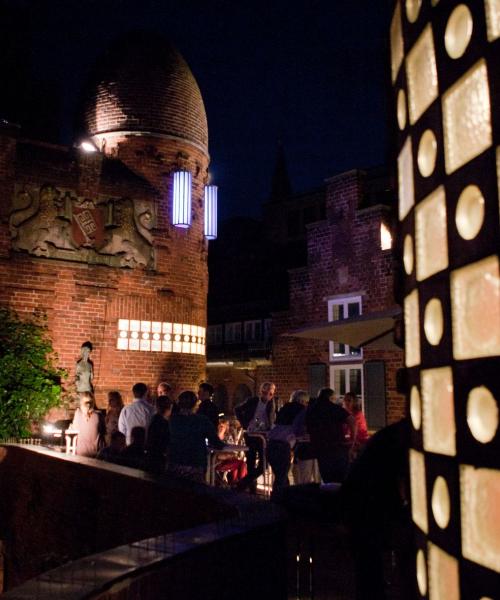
top-left (204, 185), bottom-right (218, 240)
top-left (172, 170), bottom-right (192, 228)
top-left (79, 140), bottom-right (98, 153)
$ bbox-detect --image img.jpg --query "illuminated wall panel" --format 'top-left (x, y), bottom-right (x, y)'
top-left (392, 0), bottom-right (500, 596)
top-left (117, 319), bottom-right (205, 355)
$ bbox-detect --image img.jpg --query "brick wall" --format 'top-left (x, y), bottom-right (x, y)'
top-left (269, 170), bottom-right (405, 424)
top-left (0, 127), bottom-right (210, 409)
top-left (211, 170), bottom-right (405, 423)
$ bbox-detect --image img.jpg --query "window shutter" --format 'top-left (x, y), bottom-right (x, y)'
top-left (308, 363), bottom-right (327, 399)
top-left (364, 361), bottom-right (386, 429)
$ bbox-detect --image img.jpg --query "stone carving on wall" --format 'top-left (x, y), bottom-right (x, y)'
top-left (9, 184), bottom-right (155, 268)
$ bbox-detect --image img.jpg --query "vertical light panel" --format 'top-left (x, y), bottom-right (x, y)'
top-left (392, 0), bottom-right (500, 596)
top-left (172, 170), bottom-right (192, 228)
top-left (204, 185), bottom-right (218, 239)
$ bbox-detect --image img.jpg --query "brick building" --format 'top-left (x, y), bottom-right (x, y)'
top-left (207, 165), bottom-right (405, 426)
top-left (0, 33), bottom-right (212, 407)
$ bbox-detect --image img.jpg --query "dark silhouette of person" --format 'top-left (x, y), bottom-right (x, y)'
top-left (306, 387), bottom-right (355, 483)
top-left (339, 417), bottom-right (413, 600)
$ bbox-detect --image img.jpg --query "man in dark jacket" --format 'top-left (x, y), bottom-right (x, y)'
top-left (235, 381), bottom-right (277, 492)
top-left (196, 382), bottom-right (219, 428)
top-left (306, 387), bottom-right (355, 483)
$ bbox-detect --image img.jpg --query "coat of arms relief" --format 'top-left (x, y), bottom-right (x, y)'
top-left (9, 184), bottom-right (155, 268)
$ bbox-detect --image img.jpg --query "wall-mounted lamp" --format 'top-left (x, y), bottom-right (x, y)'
top-left (79, 140), bottom-right (98, 153)
top-left (172, 171), bottom-right (192, 228)
top-left (204, 185), bottom-right (218, 240)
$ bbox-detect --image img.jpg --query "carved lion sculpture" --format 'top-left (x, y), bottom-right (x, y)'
top-left (10, 185), bottom-right (73, 256)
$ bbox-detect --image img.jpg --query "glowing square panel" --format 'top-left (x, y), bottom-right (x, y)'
top-left (398, 137), bottom-right (415, 221)
top-left (162, 322), bottom-right (172, 334)
top-left (443, 60), bottom-right (492, 174)
top-left (410, 449), bottom-right (428, 533)
top-left (117, 337), bottom-right (128, 350)
top-left (140, 321), bottom-right (151, 332)
top-left (428, 543), bottom-right (460, 600)
top-left (129, 320), bottom-right (140, 332)
top-left (422, 367), bottom-right (456, 456)
top-left (406, 25), bottom-right (439, 124)
top-left (460, 465), bottom-right (500, 572)
top-left (151, 339), bottom-right (161, 352)
top-left (162, 340), bottom-right (172, 353)
top-left (118, 319), bottom-right (129, 331)
top-left (151, 321), bottom-right (162, 333)
top-left (390, 2), bottom-right (404, 83)
top-left (140, 338), bottom-right (150, 352)
top-left (415, 186), bottom-right (448, 281)
top-left (451, 255), bottom-right (500, 359)
top-left (173, 341), bottom-right (182, 353)
top-left (485, 0), bottom-right (500, 41)
top-left (129, 338), bottom-right (139, 351)
top-left (404, 289), bottom-right (421, 367)
top-left (173, 323), bottom-right (182, 335)
top-left (182, 323), bottom-right (191, 335)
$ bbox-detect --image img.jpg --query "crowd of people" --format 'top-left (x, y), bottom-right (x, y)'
top-left (65, 380), bottom-right (369, 493)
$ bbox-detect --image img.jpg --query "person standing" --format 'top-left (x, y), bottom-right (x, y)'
top-left (168, 390), bottom-right (224, 483)
top-left (146, 395), bottom-right (173, 474)
top-left (105, 390), bottom-right (124, 444)
top-left (343, 391), bottom-right (369, 458)
top-left (157, 381), bottom-right (172, 398)
top-left (267, 389), bottom-right (308, 497)
top-left (196, 382), bottom-right (219, 428)
top-left (235, 381), bottom-right (277, 492)
top-left (69, 392), bottom-right (105, 457)
top-left (306, 387), bottom-right (355, 483)
top-left (118, 382), bottom-right (155, 445)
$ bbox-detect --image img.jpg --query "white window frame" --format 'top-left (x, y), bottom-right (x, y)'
top-left (224, 322), bottom-right (242, 344)
top-left (330, 364), bottom-right (364, 410)
top-left (327, 295), bottom-right (363, 362)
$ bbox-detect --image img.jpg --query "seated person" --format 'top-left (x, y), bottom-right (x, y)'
top-left (120, 426), bottom-right (147, 470)
top-left (214, 417), bottom-right (247, 485)
top-left (145, 395), bottom-right (173, 474)
top-left (97, 430), bottom-right (126, 464)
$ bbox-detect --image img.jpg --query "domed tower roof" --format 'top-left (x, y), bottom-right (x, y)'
top-left (81, 32), bottom-right (208, 152)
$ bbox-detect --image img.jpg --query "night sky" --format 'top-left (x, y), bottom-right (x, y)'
top-left (1, 0), bottom-right (392, 220)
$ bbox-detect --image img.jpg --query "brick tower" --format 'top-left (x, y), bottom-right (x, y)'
top-left (0, 32), bottom-right (211, 406)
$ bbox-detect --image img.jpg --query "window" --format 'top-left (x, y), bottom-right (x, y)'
top-left (207, 324), bottom-right (223, 346)
top-left (225, 322), bottom-right (242, 343)
top-left (330, 365), bottom-right (364, 408)
top-left (327, 296), bottom-right (363, 360)
top-left (244, 320), bottom-right (262, 341)
top-left (263, 318), bottom-right (272, 341)
top-left (380, 222), bottom-right (392, 250)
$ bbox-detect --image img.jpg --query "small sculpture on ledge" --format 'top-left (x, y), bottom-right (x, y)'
top-left (75, 341), bottom-right (94, 394)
